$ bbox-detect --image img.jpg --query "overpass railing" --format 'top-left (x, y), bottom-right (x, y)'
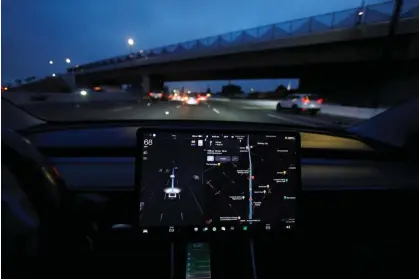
top-left (70, 0), bottom-right (418, 73)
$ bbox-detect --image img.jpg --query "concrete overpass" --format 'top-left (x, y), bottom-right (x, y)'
top-left (13, 0), bottom-right (419, 106)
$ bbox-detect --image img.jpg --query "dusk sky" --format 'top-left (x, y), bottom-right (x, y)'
top-left (2, 0), bottom-right (387, 91)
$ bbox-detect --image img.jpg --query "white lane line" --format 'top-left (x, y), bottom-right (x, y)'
top-left (213, 108), bottom-right (220, 114)
top-left (147, 103), bottom-right (151, 106)
top-left (267, 113), bottom-right (317, 127)
top-left (208, 104), bottom-right (211, 107)
top-left (189, 187), bottom-right (204, 215)
top-left (112, 106), bottom-right (133, 112)
top-left (176, 105), bottom-right (181, 108)
top-left (242, 106), bottom-right (261, 110)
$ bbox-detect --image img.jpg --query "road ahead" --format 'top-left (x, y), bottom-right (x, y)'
top-left (22, 100), bottom-right (362, 127)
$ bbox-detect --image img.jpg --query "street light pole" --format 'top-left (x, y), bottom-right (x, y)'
top-left (65, 57), bottom-right (77, 96)
top-left (357, 0), bottom-right (367, 25)
top-left (128, 38), bottom-right (135, 54)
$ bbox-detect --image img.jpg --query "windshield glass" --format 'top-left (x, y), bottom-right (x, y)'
top-left (2, 0), bottom-right (418, 128)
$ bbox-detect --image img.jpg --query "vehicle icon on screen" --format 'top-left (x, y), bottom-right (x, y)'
top-left (164, 165), bottom-right (181, 200)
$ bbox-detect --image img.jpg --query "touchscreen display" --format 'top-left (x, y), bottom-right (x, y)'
top-left (138, 131), bottom-right (299, 233)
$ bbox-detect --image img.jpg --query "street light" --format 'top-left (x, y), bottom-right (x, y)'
top-left (128, 38), bottom-right (134, 53)
top-left (49, 60), bottom-right (54, 65)
top-left (52, 73), bottom-right (56, 77)
top-left (65, 58), bottom-right (71, 64)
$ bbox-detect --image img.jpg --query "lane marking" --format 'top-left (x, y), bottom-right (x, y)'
top-left (176, 105), bottom-right (181, 108)
top-left (147, 103), bottom-right (151, 106)
top-left (189, 187), bottom-right (204, 215)
top-left (213, 108), bottom-right (220, 114)
top-left (267, 113), bottom-right (317, 127)
top-left (112, 106), bottom-right (133, 112)
top-left (242, 106), bottom-right (262, 110)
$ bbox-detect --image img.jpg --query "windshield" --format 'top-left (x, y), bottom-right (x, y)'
top-left (2, 0), bottom-right (418, 128)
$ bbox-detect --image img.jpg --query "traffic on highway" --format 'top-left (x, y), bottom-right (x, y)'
top-left (17, 92), bottom-right (362, 128)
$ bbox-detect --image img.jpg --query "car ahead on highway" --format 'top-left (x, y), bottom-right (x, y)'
top-left (276, 93), bottom-right (323, 115)
top-left (182, 93), bottom-right (203, 105)
top-left (149, 91), bottom-right (167, 101)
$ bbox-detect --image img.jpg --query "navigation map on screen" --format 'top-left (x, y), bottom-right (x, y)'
top-left (138, 131), bottom-right (298, 233)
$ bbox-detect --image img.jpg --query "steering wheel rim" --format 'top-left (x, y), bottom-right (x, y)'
top-left (2, 129), bottom-right (71, 257)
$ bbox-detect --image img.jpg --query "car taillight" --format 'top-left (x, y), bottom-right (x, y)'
top-left (302, 97), bottom-right (310, 104)
top-left (149, 92), bottom-right (153, 96)
top-left (317, 98), bottom-right (323, 104)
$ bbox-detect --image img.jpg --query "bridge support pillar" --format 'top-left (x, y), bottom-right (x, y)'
top-left (130, 74), bottom-right (164, 101)
top-left (61, 73), bottom-right (77, 91)
top-left (141, 75), bottom-right (150, 96)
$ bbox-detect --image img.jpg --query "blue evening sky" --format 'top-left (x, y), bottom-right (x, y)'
top-left (2, 0), bottom-right (387, 91)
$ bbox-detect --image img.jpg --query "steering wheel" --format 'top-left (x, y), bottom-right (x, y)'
top-left (2, 129), bottom-right (76, 265)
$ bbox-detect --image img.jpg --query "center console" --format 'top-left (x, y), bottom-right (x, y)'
top-left (130, 129), bottom-right (300, 278)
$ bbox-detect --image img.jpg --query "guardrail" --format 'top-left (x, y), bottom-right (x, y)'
top-left (71, 0), bottom-right (418, 73)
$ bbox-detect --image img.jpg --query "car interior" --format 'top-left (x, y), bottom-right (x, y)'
top-left (2, 98), bottom-right (419, 278)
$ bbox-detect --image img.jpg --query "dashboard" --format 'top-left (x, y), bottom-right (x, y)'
top-left (18, 121), bottom-right (419, 278)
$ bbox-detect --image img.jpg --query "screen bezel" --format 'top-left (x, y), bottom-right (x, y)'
top-left (135, 128), bottom-right (301, 238)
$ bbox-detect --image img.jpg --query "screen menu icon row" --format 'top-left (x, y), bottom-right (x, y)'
top-left (139, 224), bottom-right (295, 234)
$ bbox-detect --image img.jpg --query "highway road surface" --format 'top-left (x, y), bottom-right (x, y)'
top-left (21, 100), bottom-right (363, 127)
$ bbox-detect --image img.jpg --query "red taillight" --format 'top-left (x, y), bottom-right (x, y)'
top-left (149, 92), bottom-right (152, 96)
top-left (317, 98), bottom-right (323, 104)
top-left (302, 97), bottom-right (310, 104)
